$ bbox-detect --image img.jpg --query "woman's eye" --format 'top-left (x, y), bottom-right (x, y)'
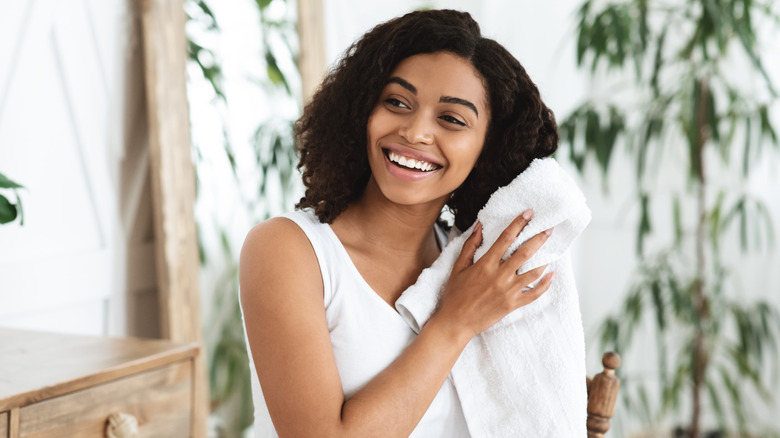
top-left (385, 98), bottom-right (409, 109)
top-left (440, 115), bottom-right (466, 127)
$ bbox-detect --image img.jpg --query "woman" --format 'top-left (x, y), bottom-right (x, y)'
top-left (240, 9), bottom-right (559, 437)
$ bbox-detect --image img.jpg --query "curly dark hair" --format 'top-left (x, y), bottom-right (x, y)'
top-left (295, 9), bottom-right (558, 231)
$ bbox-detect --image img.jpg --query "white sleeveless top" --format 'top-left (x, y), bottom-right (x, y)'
top-left (243, 209), bottom-right (470, 437)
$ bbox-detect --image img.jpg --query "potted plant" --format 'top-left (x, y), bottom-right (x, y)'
top-left (561, 0), bottom-right (780, 436)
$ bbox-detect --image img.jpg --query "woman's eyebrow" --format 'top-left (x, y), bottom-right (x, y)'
top-left (440, 96), bottom-right (479, 117)
top-left (387, 76), bottom-right (479, 117)
top-left (388, 76), bottom-right (417, 94)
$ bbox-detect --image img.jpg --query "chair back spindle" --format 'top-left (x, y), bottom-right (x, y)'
top-left (586, 352), bottom-right (621, 438)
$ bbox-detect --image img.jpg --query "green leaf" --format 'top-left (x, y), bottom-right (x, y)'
top-left (667, 269), bottom-right (685, 317)
top-left (650, 278), bottom-right (666, 330)
top-left (188, 40), bottom-right (225, 100)
top-left (707, 81), bottom-right (720, 143)
top-left (602, 107), bottom-right (624, 173)
top-left (265, 51), bottom-right (290, 93)
top-left (637, 0), bottom-right (649, 53)
top-left (608, 8), bottom-right (627, 66)
top-left (255, 0), bottom-right (273, 10)
top-left (650, 26), bottom-right (667, 97)
top-left (637, 193), bottom-right (652, 256)
top-left (734, 1), bottom-right (778, 96)
top-left (626, 287), bottom-right (644, 323)
top-left (0, 172), bottom-right (24, 189)
top-left (193, 0), bottom-right (218, 30)
top-left (576, 1), bottom-right (593, 67)
top-left (673, 195), bottom-right (683, 247)
top-left (701, 0), bottom-right (722, 58)
top-left (709, 191), bottom-right (725, 250)
top-left (585, 108), bottom-right (601, 152)
top-left (759, 105), bottom-right (778, 145)
top-left (0, 194), bottom-right (18, 224)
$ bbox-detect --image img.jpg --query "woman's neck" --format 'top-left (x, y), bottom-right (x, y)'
top-left (332, 177), bottom-right (446, 259)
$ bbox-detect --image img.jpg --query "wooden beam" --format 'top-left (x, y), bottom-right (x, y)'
top-left (138, 1), bottom-right (208, 437)
top-left (297, 0), bottom-right (327, 104)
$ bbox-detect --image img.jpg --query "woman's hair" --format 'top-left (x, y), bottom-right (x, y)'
top-left (295, 9), bottom-right (558, 231)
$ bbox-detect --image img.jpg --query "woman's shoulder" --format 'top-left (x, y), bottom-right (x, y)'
top-left (242, 210), bottom-right (321, 256)
top-left (240, 211), bottom-right (324, 302)
top-left (244, 214), bottom-right (307, 251)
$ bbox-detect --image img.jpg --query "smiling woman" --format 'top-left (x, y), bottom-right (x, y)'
top-left (366, 52), bottom-right (488, 207)
top-left (240, 9), bottom-right (559, 438)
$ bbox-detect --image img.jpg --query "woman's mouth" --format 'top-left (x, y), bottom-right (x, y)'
top-left (384, 149), bottom-right (442, 172)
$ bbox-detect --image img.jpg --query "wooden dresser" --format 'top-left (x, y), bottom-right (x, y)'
top-left (0, 328), bottom-right (199, 438)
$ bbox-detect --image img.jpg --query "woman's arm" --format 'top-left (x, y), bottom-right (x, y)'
top-left (240, 213), bottom-right (551, 438)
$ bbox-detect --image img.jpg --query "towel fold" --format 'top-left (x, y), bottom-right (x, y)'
top-left (396, 157), bottom-right (591, 437)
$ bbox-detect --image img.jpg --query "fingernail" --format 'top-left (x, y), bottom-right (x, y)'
top-left (475, 221), bottom-right (482, 231)
top-left (544, 227), bottom-right (553, 236)
top-left (548, 271), bottom-right (555, 281)
top-left (522, 209), bottom-right (533, 220)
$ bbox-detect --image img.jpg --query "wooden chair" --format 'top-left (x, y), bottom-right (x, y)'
top-left (586, 352), bottom-right (621, 438)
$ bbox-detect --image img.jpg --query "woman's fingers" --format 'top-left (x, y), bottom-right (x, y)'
top-left (512, 267), bottom-right (554, 305)
top-left (502, 227), bottom-right (553, 274)
top-left (519, 271), bottom-right (554, 304)
top-left (452, 221), bottom-right (483, 274)
top-left (482, 209), bottom-right (534, 265)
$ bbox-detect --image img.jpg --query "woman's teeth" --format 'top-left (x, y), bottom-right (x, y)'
top-left (387, 151), bottom-right (440, 172)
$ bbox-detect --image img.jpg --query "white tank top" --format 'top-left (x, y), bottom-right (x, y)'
top-left (243, 209), bottom-right (470, 437)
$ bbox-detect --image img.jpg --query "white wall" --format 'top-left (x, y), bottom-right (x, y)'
top-left (322, 1), bottom-right (780, 435)
top-left (0, 0), bottom-right (158, 338)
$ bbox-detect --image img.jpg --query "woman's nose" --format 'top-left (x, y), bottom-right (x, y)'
top-left (399, 114), bottom-right (434, 144)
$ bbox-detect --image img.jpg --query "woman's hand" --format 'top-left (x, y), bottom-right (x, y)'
top-left (432, 209), bottom-right (554, 342)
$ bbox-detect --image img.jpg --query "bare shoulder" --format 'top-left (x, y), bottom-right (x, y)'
top-left (239, 216), bottom-right (323, 306)
top-left (241, 216), bottom-right (316, 261)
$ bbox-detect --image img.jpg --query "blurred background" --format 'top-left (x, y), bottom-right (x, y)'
top-left (1, 0), bottom-right (778, 437)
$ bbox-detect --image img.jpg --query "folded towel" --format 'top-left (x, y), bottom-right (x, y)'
top-left (396, 157), bottom-right (591, 437)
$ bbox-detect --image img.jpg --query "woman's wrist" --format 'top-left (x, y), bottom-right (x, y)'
top-left (424, 311), bottom-right (475, 349)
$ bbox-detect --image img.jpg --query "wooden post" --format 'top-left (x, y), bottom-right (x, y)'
top-left (297, 0), bottom-right (327, 104)
top-left (139, 1), bottom-right (208, 437)
top-left (587, 352), bottom-right (621, 438)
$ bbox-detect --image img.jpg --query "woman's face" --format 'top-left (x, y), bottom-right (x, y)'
top-left (366, 51), bottom-right (490, 209)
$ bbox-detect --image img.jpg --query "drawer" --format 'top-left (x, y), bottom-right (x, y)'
top-left (18, 360), bottom-right (192, 438)
top-left (1, 410), bottom-right (7, 437)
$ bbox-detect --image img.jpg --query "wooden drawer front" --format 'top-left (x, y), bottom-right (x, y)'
top-left (18, 360), bottom-right (192, 438)
top-left (1, 410), bottom-right (7, 437)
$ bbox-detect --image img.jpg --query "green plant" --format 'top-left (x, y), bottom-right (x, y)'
top-left (562, 0), bottom-right (780, 436)
top-left (0, 172), bottom-right (25, 225)
top-left (185, 0), bottom-right (300, 436)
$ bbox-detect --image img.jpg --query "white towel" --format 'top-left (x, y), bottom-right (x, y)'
top-left (396, 157), bottom-right (591, 437)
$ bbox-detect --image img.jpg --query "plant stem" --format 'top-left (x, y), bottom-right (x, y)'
top-left (689, 78), bottom-right (711, 438)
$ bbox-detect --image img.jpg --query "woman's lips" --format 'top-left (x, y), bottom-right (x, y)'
top-left (381, 144), bottom-right (444, 168)
top-left (382, 148), bottom-right (442, 181)
top-left (384, 149), bottom-right (442, 172)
